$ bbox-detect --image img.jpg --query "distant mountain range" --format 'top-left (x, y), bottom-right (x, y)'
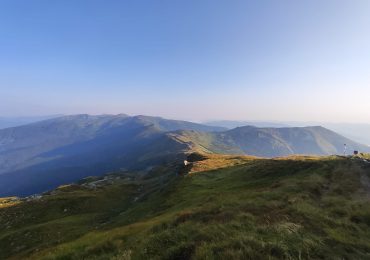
top-left (0, 114), bottom-right (369, 197)
top-left (206, 120), bottom-right (370, 146)
top-left (172, 125), bottom-right (369, 157)
top-left (321, 123), bottom-right (370, 146)
top-left (205, 120), bottom-right (290, 129)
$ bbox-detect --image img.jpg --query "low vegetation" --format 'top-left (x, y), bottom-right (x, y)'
top-left (1, 154), bottom-right (370, 259)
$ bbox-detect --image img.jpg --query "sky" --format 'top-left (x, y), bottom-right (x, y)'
top-left (0, 0), bottom-right (370, 123)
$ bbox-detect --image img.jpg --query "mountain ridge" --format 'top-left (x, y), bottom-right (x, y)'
top-left (171, 125), bottom-right (369, 157)
top-left (0, 114), bottom-right (369, 197)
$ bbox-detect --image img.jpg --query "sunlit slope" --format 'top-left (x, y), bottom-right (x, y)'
top-left (172, 125), bottom-right (370, 157)
top-left (1, 154), bottom-right (370, 259)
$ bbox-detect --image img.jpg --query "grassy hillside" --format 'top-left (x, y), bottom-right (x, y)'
top-left (1, 154), bottom-right (370, 259)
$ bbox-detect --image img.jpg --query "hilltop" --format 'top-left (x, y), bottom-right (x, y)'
top-left (1, 154), bottom-right (370, 259)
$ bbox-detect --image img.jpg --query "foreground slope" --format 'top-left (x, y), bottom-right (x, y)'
top-left (1, 154), bottom-right (370, 259)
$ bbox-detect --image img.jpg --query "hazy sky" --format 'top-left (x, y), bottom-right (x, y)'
top-left (0, 0), bottom-right (370, 123)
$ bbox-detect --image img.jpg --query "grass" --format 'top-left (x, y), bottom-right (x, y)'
top-left (0, 197), bottom-right (20, 209)
top-left (360, 153), bottom-right (370, 160)
top-left (1, 154), bottom-right (370, 259)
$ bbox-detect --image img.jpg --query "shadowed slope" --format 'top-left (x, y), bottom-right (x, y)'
top-left (0, 115), bottom-right (224, 197)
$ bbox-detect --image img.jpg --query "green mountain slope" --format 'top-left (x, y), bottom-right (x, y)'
top-left (1, 154), bottom-right (370, 259)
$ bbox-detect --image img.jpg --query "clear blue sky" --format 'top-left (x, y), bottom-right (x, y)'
top-left (0, 0), bottom-right (369, 123)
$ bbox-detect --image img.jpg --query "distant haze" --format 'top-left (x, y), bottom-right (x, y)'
top-left (1, 1), bottom-right (370, 123)
top-left (0, 115), bottom-right (63, 129)
top-left (205, 120), bottom-right (370, 146)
